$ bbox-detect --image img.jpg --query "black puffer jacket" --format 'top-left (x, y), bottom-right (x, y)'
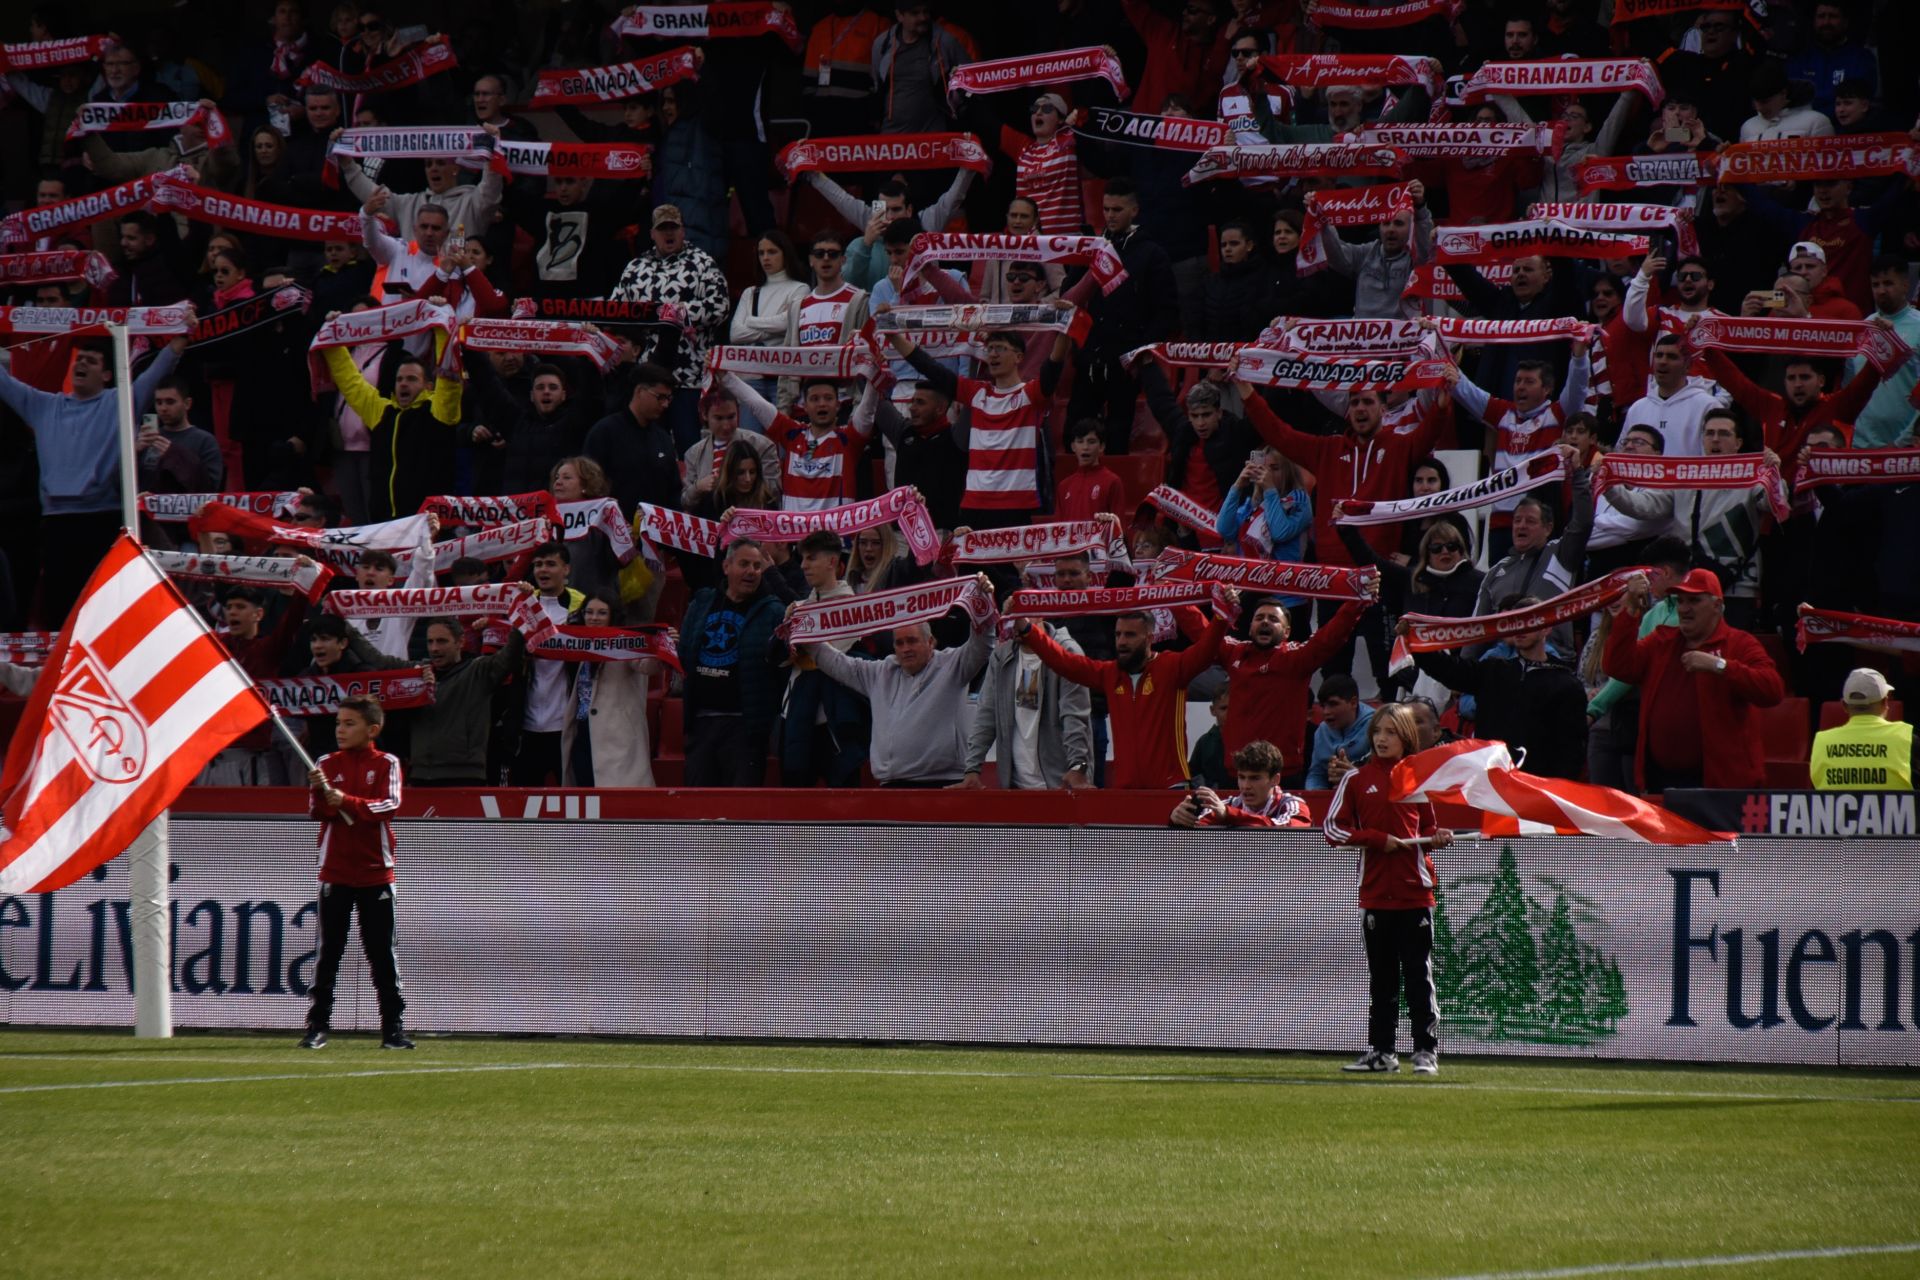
top-left (1200, 257), bottom-right (1271, 341)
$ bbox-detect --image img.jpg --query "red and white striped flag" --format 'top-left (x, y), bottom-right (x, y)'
top-left (1387, 738), bottom-right (1730, 844)
top-left (0, 536), bottom-right (271, 893)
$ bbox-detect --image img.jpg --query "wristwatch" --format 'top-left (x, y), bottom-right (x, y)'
top-left (1714, 655), bottom-right (1728, 673)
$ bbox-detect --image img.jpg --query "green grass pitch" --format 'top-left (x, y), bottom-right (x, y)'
top-left (3, 1030), bottom-right (1917, 1279)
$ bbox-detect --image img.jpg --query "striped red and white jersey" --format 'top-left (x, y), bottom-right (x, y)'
top-left (310, 745), bottom-right (403, 887)
top-left (1016, 129), bottom-right (1082, 233)
top-left (958, 377), bottom-right (1046, 511)
top-left (1481, 400), bottom-right (1568, 513)
top-left (770, 414), bottom-right (871, 510)
top-left (796, 284), bottom-right (862, 347)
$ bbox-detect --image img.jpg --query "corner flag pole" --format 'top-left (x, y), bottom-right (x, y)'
top-left (110, 321), bottom-right (172, 1039)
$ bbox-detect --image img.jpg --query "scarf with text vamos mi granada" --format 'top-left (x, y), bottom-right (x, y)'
top-left (947, 47), bottom-right (1129, 100)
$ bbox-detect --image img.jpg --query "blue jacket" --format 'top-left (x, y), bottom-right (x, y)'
top-left (0, 344), bottom-right (179, 514)
top-left (678, 586), bottom-right (787, 732)
top-left (1306, 702), bottom-right (1375, 791)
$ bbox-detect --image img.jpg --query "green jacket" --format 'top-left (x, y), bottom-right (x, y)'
top-left (409, 630), bottom-right (526, 782)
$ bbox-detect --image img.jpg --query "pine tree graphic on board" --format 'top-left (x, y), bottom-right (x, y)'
top-left (1435, 845), bottom-right (1628, 1045)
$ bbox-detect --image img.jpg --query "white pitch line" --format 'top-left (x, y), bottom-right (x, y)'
top-left (1425, 1241), bottom-right (1920, 1279)
top-left (3, 1056), bottom-right (1916, 1106)
top-left (0, 1062), bottom-right (577, 1095)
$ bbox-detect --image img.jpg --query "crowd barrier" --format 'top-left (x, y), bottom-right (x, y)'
top-left (4, 808), bottom-right (1915, 1067)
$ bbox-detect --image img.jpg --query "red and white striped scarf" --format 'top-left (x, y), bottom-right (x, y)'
top-left (461, 319), bottom-right (624, 369)
top-left (1296, 182), bottom-right (1416, 276)
top-left (1003, 582), bottom-right (1223, 618)
top-left (1795, 604), bottom-right (1920, 654)
top-left (904, 233), bottom-right (1128, 296)
top-left (1792, 447), bottom-right (1920, 490)
top-left (327, 125), bottom-right (507, 186)
top-left (325, 582), bottom-right (531, 620)
top-left (1153, 550), bottom-right (1381, 602)
top-left (429, 518), bottom-right (554, 574)
top-left (1402, 568), bottom-right (1644, 652)
top-left (260, 667), bottom-right (436, 717)
top-left (782, 576), bottom-right (997, 644)
top-left (146, 175), bottom-right (369, 244)
top-left (147, 550), bottom-right (335, 603)
top-left (1267, 317), bottom-right (1428, 354)
top-left (1407, 262), bottom-right (1512, 302)
top-left (951, 522), bottom-right (1130, 567)
top-left (1235, 347), bottom-right (1452, 392)
top-left (1431, 316), bottom-right (1597, 345)
top-left (1459, 58), bottom-right (1664, 107)
top-left (1309, 0), bottom-right (1461, 28)
top-left (0, 250), bottom-right (117, 290)
top-left (1351, 122), bottom-right (1562, 159)
top-left (1593, 453), bottom-right (1789, 521)
top-left (531, 47), bottom-right (699, 107)
top-left (0, 167), bottom-right (185, 250)
top-left (558, 499), bottom-right (639, 564)
top-left (707, 341), bottom-right (879, 381)
top-left (460, 138), bottom-right (652, 180)
top-left (66, 100), bottom-right (230, 147)
top-left (1576, 152), bottom-right (1714, 192)
top-left (1683, 314), bottom-right (1912, 377)
top-left (269, 32), bottom-right (310, 80)
top-left (1612, 0), bottom-right (1744, 23)
top-left (611, 4), bottom-right (803, 51)
top-left (723, 488), bottom-right (942, 566)
top-left (1433, 220), bottom-right (1648, 263)
top-left (1182, 142), bottom-right (1404, 186)
top-left (1529, 201), bottom-right (1697, 256)
top-left (140, 491), bottom-right (303, 522)
top-left (419, 493), bottom-right (561, 527)
top-left (306, 300), bottom-right (457, 393)
top-left (633, 503), bottom-right (724, 561)
top-left (1335, 449), bottom-right (1566, 526)
top-left (1713, 133), bottom-right (1919, 184)
top-left (296, 35), bottom-right (459, 94)
top-left (1079, 108), bottom-right (1232, 153)
top-left (948, 47), bottom-right (1129, 100)
top-left (1143, 485), bottom-right (1226, 545)
top-left (0, 304), bottom-right (191, 335)
top-left (1257, 54), bottom-right (1443, 97)
top-left (1119, 342), bottom-right (1244, 371)
top-left (776, 132), bottom-right (991, 181)
top-left (0, 631), bottom-right (57, 666)
top-left (528, 625), bottom-right (683, 668)
top-left (0, 35), bottom-right (117, 72)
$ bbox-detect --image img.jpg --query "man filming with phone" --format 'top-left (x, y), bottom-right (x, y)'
top-left (137, 376), bottom-right (226, 496)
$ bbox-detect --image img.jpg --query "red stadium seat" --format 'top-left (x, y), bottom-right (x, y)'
top-left (1818, 699), bottom-right (1904, 732)
top-left (655, 697), bottom-right (686, 761)
top-left (1755, 633), bottom-right (1794, 687)
top-left (1757, 697), bottom-right (1811, 765)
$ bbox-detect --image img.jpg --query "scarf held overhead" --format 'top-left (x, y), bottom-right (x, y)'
top-left (1401, 568), bottom-right (1646, 651)
top-left (947, 47), bottom-right (1129, 100)
top-left (147, 550), bottom-right (335, 603)
top-left (1153, 549), bottom-right (1381, 602)
top-left (530, 47), bottom-right (700, 107)
top-left (1795, 604), bottom-right (1920, 654)
top-left (1335, 449), bottom-right (1568, 526)
top-left (610, 4), bottom-right (804, 51)
top-left (783, 576), bottom-right (997, 644)
top-left (775, 133), bottom-right (991, 181)
top-left (1592, 452), bottom-right (1790, 521)
top-left (903, 233), bottom-right (1129, 296)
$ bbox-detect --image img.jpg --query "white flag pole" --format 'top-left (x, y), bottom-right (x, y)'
top-left (111, 321), bottom-right (172, 1039)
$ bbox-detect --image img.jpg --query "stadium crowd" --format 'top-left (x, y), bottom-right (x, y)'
top-left (0, 0), bottom-right (1916, 808)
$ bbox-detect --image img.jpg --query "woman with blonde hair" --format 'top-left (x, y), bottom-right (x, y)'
top-left (1323, 700), bottom-right (1452, 1077)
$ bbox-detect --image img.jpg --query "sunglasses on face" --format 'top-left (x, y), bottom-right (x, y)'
top-left (810, 248), bottom-right (843, 259)
top-left (1677, 271), bottom-right (1707, 282)
top-left (1231, 47), bottom-right (1261, 58)
top-left (1428, 542), bottom-right (1463, 554)
top-left (358, 19), bottom-right (387, 32)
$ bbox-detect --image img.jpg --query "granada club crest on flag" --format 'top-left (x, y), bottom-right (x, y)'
top-left (0, 535), bottom-right (270, 894)
top-left (50, 641), bottom-right (148, 783)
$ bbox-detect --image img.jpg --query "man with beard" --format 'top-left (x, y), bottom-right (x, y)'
top-left (1700, 348), bottom-right (1882, 458)
top-left (407, 612), bottom-right (529, 787)
top-left (1017, 599), bottom-right (1232, 790)
top-left (1220, 598), bottom-right (1365, 791)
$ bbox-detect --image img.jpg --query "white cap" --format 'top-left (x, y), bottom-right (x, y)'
top-left (1842, 668), bottom-right (1893, 706)
top-left (1789, 240), bottom-right (1826, 264)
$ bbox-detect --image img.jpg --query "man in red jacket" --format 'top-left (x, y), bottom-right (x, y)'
top-left (1698, 347), bottom-right (1881, 458)
top-left (1222, 598), bottom-right (1364, 788)
top-left (1017, 600), bottom-right (1231, 788)
top-left (301, 697), bottom-right (412, 1051)
top-left (1602, 568), bottom-right (1785, 792)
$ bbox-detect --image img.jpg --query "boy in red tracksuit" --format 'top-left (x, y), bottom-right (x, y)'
top-left (1018, 603), bottom-right (1230, 789)
top-left (300, 697), bottom-right (412, 1051)
top-left (1323, 703), bottom-right (1453, 1076)
top-left (1168, 740), bottom-right (1312, 829)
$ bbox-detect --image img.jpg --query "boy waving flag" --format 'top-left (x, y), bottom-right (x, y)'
top-left (0, 534), bottom-right (271, 893)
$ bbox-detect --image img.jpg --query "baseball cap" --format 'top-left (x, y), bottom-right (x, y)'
top-left (1789, 240), bottom-right (1826, 264)
top-left (1842, 668), bottom-right (1893, 707)
top-left (1672, 567), bottom-right (1724, 598)
top-left (651, 204), bottom-right (683, 229)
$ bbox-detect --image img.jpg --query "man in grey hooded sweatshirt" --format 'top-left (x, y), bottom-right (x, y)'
top-left (1315, 178), bottom-right (1433, 319)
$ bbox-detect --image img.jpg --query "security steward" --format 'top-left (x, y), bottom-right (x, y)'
top-left (1809, 669), bottom-right (1914, 791)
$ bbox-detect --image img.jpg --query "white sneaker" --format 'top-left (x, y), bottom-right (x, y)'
top-left (1412, 1050), bottom-right (1439, 1076)
top-left (1342, 1050), bottom-right (1400, 1073)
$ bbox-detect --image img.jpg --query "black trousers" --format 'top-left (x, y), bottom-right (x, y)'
top-left (39, 511), bottom-right (122, 627)
top-left (1362, 907), bottom-right (1438, 1055)
top-left (307, 882), bottom-right (405, 1029)
top-left (511, 730), bottom-right (563, 786)
top-left (685, 714), bottom-right (767, 787)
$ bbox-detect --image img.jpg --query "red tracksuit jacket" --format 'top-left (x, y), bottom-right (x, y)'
top-left (1025, 615), bottom-right (1227, 789)
top-left (1220, 600), bottom-right (1365, 766)
top-left (1322, 757), bottom-right (1438, 910)
top-left (309, 746), bottom-right (404, 887)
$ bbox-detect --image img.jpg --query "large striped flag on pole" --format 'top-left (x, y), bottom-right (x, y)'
top-left (0, 534), bottom-right (272, 893)
top-left (1387, 739), bottom-right (1731, 844)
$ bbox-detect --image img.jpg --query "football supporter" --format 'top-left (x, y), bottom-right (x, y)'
top-left (678, 540), bottom-right (786, 787)
top-left (959, 616), bottom-right (1093, 792)
top-left (1169, 740), bottom-right (1311, 829)
top-left (1220, 598), bottom-right (1363, 790)
top-left (1601, 569), bottom-right (1786, 792)
top-left (1324, 703), bottom-right (1452, 1076)
top-left (1016, 599), bottom-right (1232, 790)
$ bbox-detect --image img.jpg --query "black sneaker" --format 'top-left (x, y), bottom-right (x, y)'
top-left (298, 1028), bottom-right (328, 1050)
top-left (379, 1028), bottom-right (415, 1050)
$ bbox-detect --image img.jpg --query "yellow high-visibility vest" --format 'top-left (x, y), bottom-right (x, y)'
top-left (1809, 714), bottom-right (1915, 791)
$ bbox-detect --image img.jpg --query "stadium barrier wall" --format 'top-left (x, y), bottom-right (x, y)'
top-left (2, 820), bottom-right (1916, 1067)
